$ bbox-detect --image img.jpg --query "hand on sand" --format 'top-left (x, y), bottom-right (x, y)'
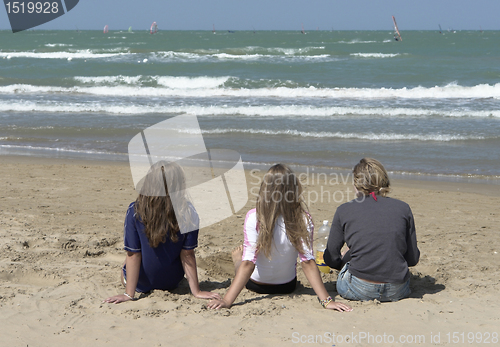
top-left (194, 291), bottom-right (221, 300)
top-left (103, 294), bottom-right (133, 304)
top-left (326, 301), bottom-right (352, 312)
top-left (207, 298), bottom-right (230, 309)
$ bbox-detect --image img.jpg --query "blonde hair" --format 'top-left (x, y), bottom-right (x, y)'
top-left (352, 158), bottom-right (391, 197)
top-left (134, 161), bottom-right (188, 248)
top-left (256, 164), bottom-right (312, 259)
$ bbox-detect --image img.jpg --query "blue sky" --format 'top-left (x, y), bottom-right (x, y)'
top-left (1, 0), bottom-right (499, 31)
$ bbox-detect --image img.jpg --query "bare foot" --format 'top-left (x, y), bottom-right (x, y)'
top-left (232, 245), bottom-right (243, 275)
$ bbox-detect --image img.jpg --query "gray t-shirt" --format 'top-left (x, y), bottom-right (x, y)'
top-left (324, 195), bottom-right (420, 283)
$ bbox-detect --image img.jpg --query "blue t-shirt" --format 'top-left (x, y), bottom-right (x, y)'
top-left (123, 202), bottom-right (199, 293)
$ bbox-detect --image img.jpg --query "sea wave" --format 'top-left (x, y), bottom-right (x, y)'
top-left (181, 128), bottom-right (486, 141)
top-left (0, 49), bottom-right (333, 62)
top-left (337, 40), bottom-right (377, 44)
top-left (193, 46), bottom-right (326, 55)
top-left (1, 100), bottom-right (499, 118)
top-left (0, 50), bottom-right (129, 59)
top-left (350, 53), bottom-right (401, 58)
top-left (0, 144), bottom-right (118, 155)
top-left (3, 82), bottom-right (500, 101)
top-left (73, 75), bottom-right (231, 89)
top-left (151, 51), bottom-right (332, 62)
top-left (44, 43), bottom-right (74, 47)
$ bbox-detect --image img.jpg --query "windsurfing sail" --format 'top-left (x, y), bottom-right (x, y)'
top-left (301, 23), bottom-right (305, 34)
top-left (128, 26), bottom-right (132, 33)
top-left (103, 25), bottom-right (108, 34)
top-left (150, 22), bottom-right (158, 34)
top-left (212, 24), bottom-right (216, 34)
top-left (438, 24), bottom-right (443, 34)
top-left (392, 16), bottom-right (402, 41)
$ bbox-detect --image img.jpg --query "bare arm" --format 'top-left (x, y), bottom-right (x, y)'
top-left (180, 249), bottom-right (220, 299)
top-left (301, 260), bottom-right (352, 312)
top-left (104, 251), bottom-right (141, 304)
top-left (207, 260), bottom-right (255, 309)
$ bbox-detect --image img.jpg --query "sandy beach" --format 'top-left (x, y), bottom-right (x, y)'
top-left (0, 155), bottom-right (499, 346)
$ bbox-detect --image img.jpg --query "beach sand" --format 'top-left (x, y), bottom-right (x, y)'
top-left (0, 155), bottom-right (499, 346)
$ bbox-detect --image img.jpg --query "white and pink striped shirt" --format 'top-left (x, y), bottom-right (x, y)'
top-left (242, 208), bottom-right (315, 285)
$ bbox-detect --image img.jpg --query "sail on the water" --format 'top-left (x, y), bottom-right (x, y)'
top-left (392, 16), bottom-right (402, 41)
top-left (212, 24), bottom-right (216, 34)
top-left (150, 22), bottom-right (158, 34)
top-left (128, 26), bottom-right (132, 33)
top-left (301, 23), bottom-right (305, 34)
top-left (103, 25), bottom-right (108, 34)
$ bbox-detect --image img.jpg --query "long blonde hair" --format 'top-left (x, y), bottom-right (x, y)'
top-left (134, 161), bottom-right (187, 248)
top-left (352, 157), bottom-right (391, 197)
top-left (256, 164), bottom-right (312, 259)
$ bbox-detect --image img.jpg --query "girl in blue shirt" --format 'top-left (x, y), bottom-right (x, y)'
top-left (104, 161), bottom-right (219, 303)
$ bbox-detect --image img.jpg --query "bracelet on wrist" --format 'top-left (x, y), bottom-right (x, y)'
top-left (123, 292), bottom-right (135, 300)
top-left (319, 296), bottom-right (333, 308)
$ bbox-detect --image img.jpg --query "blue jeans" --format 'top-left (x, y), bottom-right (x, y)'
top-left (336, 263), bottom-right (411, 302)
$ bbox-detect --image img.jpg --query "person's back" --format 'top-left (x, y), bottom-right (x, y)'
top-left (208, 163), bottom-right (352, 312)
top-left (104, 161), bottom-right (219, 304)
top-left (243, 208), bottom-right (313, 285)
top-left (123, 201), bottom-right (198, 292)
top-left (324, 157), bottom-right (420, 302)
top-left (326, 196), bottom-right (419, 284)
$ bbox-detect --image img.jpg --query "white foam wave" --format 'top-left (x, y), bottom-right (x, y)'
top-left (193, 46), bottom-right (325, 55)
top-left (73, 75), bottom-right (231, 89)
top-left (0, 50), bottom-right (129, 59)
top-left (182, 128), bottom-right (485, 141)
top-left (74, 75), bottom-right (143, 85)
top-left (264, 46), bottom-right (325, 55)
top-left (2, 101), bottom-right (498, 119)
top-left (156, 76), bottom-right (230, 89)
top-left (0, 144), bottom-right (116, 155)
top-left (351, 53), bottom-right (401, 58)
top-left (3, 83), bottom-right (500, 101)
top-left (1, 49), bottom-right (331, 62)
top-left (44, 43), bottom-right (74, 47)
top-left (337, 40), bottom-right (377, 44)
top-left (152, 51), bottom-right (331, 62)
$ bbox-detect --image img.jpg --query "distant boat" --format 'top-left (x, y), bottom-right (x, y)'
top-left (301, 23), bottom-right (305, 34)
top-left (228, 30), bottom-right (235, 33)
top-left (212, 24), bottom-right (216, 34)
top-left (103, 25), bottom-right (108, 34)
top-left (438, 24), bottom-right (443, 34)
top-left (480, 26), bottom-right (483, 33)
top-left (392, 16), bottom-right (402, 41)
top-left (128, 26), bottom-right (132, 33)
top-left (150, 22), bottom-right (158, 34)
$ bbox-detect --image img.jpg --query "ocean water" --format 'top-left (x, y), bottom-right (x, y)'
top-left (1, 30), bottom-right (499, 180)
